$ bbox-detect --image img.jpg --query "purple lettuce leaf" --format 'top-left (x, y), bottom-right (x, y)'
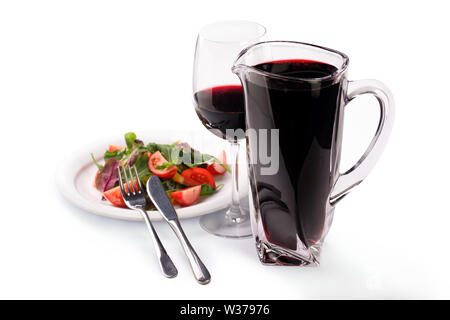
top-left (127, 139), bottom-right (145, 166)
top-left (94, 158), bottom-right (120, 192)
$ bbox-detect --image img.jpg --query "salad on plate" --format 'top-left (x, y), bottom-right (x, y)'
top-left (91, 132), bottom-right (229, 210)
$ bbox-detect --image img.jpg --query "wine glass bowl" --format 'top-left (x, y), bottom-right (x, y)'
top-left (192, 21), bottom-right (266, 238)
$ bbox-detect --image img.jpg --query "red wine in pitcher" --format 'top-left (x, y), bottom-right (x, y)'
top-left (243, 59), bottom-right (343, 251)
top-left (194, 85), bottom-right (245, 139)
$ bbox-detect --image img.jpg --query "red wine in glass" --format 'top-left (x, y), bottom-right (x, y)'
top-left (193, 85), bottom-right (245, 139)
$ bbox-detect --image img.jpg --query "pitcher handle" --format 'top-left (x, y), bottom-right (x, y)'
top-left (330, 79), bottom-right (395, 205)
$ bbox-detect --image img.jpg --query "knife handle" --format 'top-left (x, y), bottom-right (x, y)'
top-left (167, 219), bottom-right (211, 285)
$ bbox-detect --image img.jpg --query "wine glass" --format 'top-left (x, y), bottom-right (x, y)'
top-left (192, 20), bottom-right (267, 238)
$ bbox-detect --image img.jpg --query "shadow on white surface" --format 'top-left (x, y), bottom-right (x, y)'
top-left (55, 191), bottom-right (433, 299)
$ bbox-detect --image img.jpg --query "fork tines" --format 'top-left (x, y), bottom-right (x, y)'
top-left (118, 165), bottom-right (142, 196)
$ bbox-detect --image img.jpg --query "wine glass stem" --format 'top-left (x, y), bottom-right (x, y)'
top-left (227, 140), bottom-right (243, 220)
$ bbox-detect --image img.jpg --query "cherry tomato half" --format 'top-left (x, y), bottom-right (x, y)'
top-left (148, 151), bottom-right (177, 179)
top-left (103, 182), bottom-right (139, 208)
top-left (108, 145), bottom-right (123, 152)
top-left (206, 163), bottom-right (226, 175)
top-left (181, 167), bottom-right (216, 188)
top-left (206, 150), bottom-right (227, 175)
top-left (171, 185), bottom-right (201, 207)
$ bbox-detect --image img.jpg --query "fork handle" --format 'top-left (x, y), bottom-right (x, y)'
top-left (136, 208), bottom-right (178, 278)
top-left (167, 219), bottom-right (211, 285)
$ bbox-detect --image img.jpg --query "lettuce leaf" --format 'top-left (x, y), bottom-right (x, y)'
top-left (124, 132), bottom-right (137, 149)
top-left (104, 148), bottom-right (128, 162)
top-left (127, 148), bottom-right (140, 166)
top-left (94, 158), bottom-right (120, 192)
top-left (199, 183), bottom-right (223, 196)
top-left (91, 153), bottom-right (104, 171)
top-left (200, 184), bottom-right (215, 196)
top-left (134, 153), bottom-right (151, 181)
top-left (146, 141), bottom-right (230, 172)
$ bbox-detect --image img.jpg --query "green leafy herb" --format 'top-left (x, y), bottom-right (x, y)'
top-left (134, 153), bottom-right (151, 181)
top-left (136, 145), bottom-right (149, 153)
top-left (184, 153), bottom-right (231, 173)
top-left (161, 144), bottom-right (181, 162)
top-left (103, 150), bottom-right (117, 161)
top-left (219, 163), bottom-right (231, 173)
top-left (146, 142), bottom-right (158, 154)
top-left (200, 184), bottom-right (216, 196)
top-left (104, 148), bottom-right (128, 161)
top-left (206, 155), bottom-right (231, 173)
top-left (156, 160), bottom-right (178, 170)
top-left (159, 144), bottom-right (176, 161)
top-left (199, 184), bottom-right (223, 196)
top-left (145, 142), bottom-right (231, 172)
top-left (124, 132), bottom-right (137, 149)
top-left (161, 179), bottom-right (184, 192)
top-left (91, 153), bottom-right (104, 171)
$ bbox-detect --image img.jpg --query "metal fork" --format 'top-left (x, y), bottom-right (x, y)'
top-left (117, 165), bottom-right (178, 278)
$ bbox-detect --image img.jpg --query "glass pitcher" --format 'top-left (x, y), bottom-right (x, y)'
top-left (232, 41), bottom-right (395, 266)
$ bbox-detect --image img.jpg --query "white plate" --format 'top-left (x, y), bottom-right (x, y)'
top-left (56, 130), bottom-right (231, 221)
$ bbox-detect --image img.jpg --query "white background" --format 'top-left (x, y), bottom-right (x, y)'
top-left (1, 0), bottom-right (449, 299)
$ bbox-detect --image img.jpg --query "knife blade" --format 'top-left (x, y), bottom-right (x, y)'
top-left (147, 175), bottom-right (178, 221)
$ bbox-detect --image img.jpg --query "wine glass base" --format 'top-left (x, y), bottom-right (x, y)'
top-left (199, 208), bottom-right (252, 238)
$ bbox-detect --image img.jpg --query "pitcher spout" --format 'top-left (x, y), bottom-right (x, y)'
top-left (232, 41), bottom-right (264, 78)
top-left (231, 51), bottom-right (251, 78)
top-left (231, 64), bottom-right (246, 77)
